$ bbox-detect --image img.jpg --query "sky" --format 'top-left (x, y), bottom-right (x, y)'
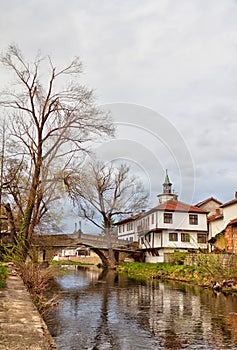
top-left (1, 0), bottom-right (237, 232)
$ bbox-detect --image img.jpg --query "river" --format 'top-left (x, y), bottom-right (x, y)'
top-left (46, 265), bottom-right (237, 350)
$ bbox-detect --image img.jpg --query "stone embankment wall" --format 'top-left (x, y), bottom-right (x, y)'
top-left (185, 253), bottom-right (237, 268)
top-left (58, 255), bottom-right (102, 265)
top-left (164, 252), bottom-right (237, 268)
top-left (0, 264), bottom-right (56, 350)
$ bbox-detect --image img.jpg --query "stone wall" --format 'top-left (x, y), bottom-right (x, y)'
top-left (185, 253), bottom-right (237, 268)
top-left (225, 225), bottom-right (237, 253)
top-left (58, 255), bottom-right (102, 265)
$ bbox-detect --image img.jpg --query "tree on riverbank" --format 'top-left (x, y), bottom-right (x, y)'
top-left (64, 161), bottom-right (148, 267)
top-left (0, 44), bottom-right (114, 260)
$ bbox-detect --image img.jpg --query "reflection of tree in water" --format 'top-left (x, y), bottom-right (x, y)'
top-left (92, 269), bottom-right (119, 350)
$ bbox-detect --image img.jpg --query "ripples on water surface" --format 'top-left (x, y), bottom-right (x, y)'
top-left (46, 266), bottom-right (237, 350)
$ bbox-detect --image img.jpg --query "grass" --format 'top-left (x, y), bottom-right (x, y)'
top-left (0, 262), bottom-right (8, 288)
top-left (116, 262), bottom-right (217, 288)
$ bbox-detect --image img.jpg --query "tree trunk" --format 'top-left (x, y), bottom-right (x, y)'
top-left (104, 219), bottom-right (117, 268)
top-left (19, 158), bottom-right (42, 260)
top-left (4, 203), bottom-right (17, 244)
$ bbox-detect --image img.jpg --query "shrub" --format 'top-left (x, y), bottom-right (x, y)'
top-left (17, 262), bottom-right (60, 317)
top-left (0, 263), bottom-right (8, 288)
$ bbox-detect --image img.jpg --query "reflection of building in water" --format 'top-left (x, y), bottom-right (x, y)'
top-left (115, 279), bottom-right (237, 348)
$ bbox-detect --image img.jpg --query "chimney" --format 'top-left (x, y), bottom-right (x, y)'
top-left (235, 191), bottom-right (237, 199)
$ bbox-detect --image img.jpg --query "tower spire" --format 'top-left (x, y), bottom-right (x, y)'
top-left (157, 170), bottom-right (178, 204)
top-left (163, 169), bottom-right (172, 194)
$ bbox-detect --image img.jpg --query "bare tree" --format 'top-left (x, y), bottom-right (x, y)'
top-left (0, 44), bottom-right (114, 259)
top-left (0, 120), bottom-right (6, 238)
top-left (64, 161), bottom-right (148, 267)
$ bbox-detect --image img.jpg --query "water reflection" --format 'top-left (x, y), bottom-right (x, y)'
top-left (47, 266), bottom-right (237, 350)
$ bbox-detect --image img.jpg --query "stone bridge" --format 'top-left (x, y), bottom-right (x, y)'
top-left (33, 231), bottom-right (144, 267)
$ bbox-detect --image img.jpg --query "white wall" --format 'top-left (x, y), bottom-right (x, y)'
top-left (162, 231), bottom-right (194, 249)
top-left (209, 202), bottom-right (237, 238)
top-left (141, 231), bottom-right (206, 250)
top-left (209, 218), bottom-right (225, 238)
top-left (156, 211), bottom-right (207, 231)
top-left (223, 203), bottom-right (237, 226)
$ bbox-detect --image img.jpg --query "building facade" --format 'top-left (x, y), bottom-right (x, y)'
top-left (117, 172), bottom-right (208, 262)
top-left (208, 192), bottom-right (237, 252)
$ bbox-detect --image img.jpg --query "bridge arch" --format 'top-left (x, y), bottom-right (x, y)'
top-left (89, 247), bottom-right (109, 268)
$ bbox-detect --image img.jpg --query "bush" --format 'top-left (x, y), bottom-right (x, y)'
top-left (0, 263), bottom-right (8, 288)
top-left (168, 251), bottom-right (187, 265)
top-left (17, 262), bottom-right (60, 317)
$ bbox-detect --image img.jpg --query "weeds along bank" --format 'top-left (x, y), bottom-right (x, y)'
top-left (117, 257), bottom-right (237, 293)
top-left (0, 262), bottom-right (7, 288)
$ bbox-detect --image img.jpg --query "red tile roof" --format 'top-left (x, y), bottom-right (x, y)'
top-left (156, 200), bottom-right (207, 213)
top-left (208, 214), bottom-right (223, 222)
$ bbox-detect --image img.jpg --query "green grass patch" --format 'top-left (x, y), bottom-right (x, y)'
top-left (117, 262), bottom-right (205, 285)
top-left (0, 262), bottom-right (8, 288)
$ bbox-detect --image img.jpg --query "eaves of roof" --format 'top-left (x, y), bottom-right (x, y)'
top-left (220, 199), bottom-right (237, 208)
top-left (195, 197), bottom-right (222, 207)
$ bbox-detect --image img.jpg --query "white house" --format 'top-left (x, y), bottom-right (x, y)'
top-left (117, 172), bottom-right (208, 262)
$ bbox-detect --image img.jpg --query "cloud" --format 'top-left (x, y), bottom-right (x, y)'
top-left (1, 0), bottom-right (237, 224)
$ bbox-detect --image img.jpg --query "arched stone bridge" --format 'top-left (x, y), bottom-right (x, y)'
top-left (33, 231), bottom-right (144, 267)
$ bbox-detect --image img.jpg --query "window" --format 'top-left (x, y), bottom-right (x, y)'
top-left (164, 213), bottom-right (173, 223)
top-left (118, 226), bottom-right (121, 233)
top-left (189, 214), bottom-right (198, 225)
top-left (181, 233), bottom-right (190, 242)
top-left (151, 213), bottom-right (154, 225)
top-left (169, 232), bottom-right (178, 241)
top-left (197, 233), bottom-right (207, 243)
top-left (126, 222), bottom-right (133, 231)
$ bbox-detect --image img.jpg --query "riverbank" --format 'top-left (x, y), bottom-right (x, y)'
top-left (0, 264), bottom-right (56, 350)
top-left (117, 262), bottom-right (237, 292)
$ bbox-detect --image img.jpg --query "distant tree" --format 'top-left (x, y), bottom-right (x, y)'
top-left (64, 161), bottom-right (148, 267)
top-left (0, 44), bottom-right (114, 259)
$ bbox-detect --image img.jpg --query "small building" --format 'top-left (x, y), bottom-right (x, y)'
top-left (195, 197), bottom-right (222, 217)
top-left (116, 172), bottom-right (208, 262)
top-left (61, 246), bottom-right (90, 257)
top-left (208, 192), bottom-right (237, 252)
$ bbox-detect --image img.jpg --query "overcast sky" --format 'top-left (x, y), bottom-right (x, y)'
top-left (1, 0), bottom-right (237, 231)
